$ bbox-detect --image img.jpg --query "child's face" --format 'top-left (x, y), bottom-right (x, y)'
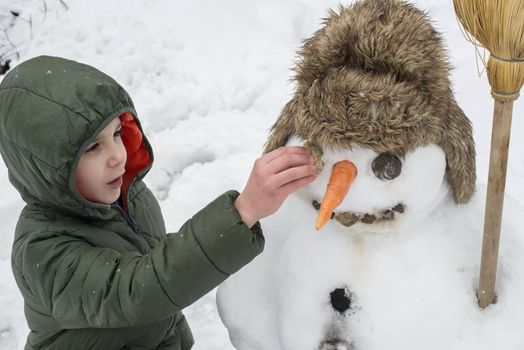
top-left (76, 118), bottom-right (127, 204)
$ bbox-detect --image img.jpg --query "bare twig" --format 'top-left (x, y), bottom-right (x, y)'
top-left (39, 0), bottom-right (48, 22)
top-left (2, 28), bottom-right (16, 49)
top-left (59, 0), bottom-right (69, 11)
top-left (28, 15), bottom-right (33, 39)
top-left (1, 0), bottom-right (67, 73)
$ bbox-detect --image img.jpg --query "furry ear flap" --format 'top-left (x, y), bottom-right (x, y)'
top-left (441, 96), bottom-right (476, 203)
top-left (264, 97), bottom-right (299, 153)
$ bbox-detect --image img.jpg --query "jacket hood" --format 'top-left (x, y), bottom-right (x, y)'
top-left (265, 0), bottom-right (476, 204)
top-left (0, 55), bottom-right (153, 220)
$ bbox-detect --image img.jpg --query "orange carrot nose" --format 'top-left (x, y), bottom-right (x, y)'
top-left (315, 160), bottom-right (358, 230)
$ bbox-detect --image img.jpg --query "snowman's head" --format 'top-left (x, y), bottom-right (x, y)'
top-left (287, 136), bottom-right (449, 232)
top-left (265, 0), bottom-right (476, 232)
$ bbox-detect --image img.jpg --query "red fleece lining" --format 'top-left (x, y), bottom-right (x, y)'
top-left (119, 112), bottom-right (151, 211)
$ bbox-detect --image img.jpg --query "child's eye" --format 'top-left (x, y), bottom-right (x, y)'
top-left (114, 129), bottom-right (121, 138)
top-left (85, 143), bottom-right (99, 153)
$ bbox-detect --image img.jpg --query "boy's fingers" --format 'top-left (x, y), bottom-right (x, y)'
top-left (278, 174), bottom-right (317, 197)
top-left (262, 146), bottom-right (310, 164)
top-left (265, 153), bottom-right (314, 175)
top-left (270, 164), bottom-right (317, 188)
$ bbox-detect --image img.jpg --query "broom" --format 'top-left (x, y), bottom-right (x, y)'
top-left (453, 0), bottom-right (524, 308)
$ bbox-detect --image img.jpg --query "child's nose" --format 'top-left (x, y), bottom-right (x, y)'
top-left (107, 143), bottom-right (126, 168)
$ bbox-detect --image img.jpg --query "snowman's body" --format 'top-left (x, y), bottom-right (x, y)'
top-left (217, 138), bottom-right (524, 349)
top-left (219, 140), bottom-right (446, 349)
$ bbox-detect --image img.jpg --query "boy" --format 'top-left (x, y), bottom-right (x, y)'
top-left (0, 56), bottom-right (316, 349)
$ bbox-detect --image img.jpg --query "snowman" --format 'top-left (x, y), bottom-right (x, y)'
top-left (217, 1), bottom-right (524, 349)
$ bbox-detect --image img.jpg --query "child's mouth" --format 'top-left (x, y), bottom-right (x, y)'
top-left (108, 176), bottom-right (123, 189)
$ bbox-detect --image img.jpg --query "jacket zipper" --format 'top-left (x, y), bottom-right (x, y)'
top-left (112, 177), bottom-right (141, 234)
top-left (112, 203), bottom-right (141, 234)
top-left (112, 198), bottom-right (150, 255)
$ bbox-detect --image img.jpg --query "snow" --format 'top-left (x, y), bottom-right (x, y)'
top-left (1, 0), bottom-right (524, 349)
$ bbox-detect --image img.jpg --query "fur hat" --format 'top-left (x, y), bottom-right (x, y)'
top-left (265, 0), bottom-right (476, 203)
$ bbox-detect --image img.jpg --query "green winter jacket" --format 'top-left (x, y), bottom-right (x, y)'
top-left (0, 56), bottom-right (264, 350)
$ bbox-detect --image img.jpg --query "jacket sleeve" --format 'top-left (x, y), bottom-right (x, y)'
top-left (150, 190), bottom-right (265, 308)
top-left (16, 190), bottom-right (264, 329)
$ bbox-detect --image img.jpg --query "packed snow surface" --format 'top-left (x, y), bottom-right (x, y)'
top-left (1, 0), bottom-right (523, 349)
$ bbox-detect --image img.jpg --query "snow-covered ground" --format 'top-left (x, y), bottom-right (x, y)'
top-left (0, 0), bottom-right (523, 349)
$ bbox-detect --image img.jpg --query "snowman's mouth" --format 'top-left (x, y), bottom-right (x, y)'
top-left (312, 200), bottom-right (405, 227)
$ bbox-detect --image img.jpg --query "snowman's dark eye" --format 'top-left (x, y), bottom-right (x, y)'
top-left (372, 153), bottom-right (402, 180)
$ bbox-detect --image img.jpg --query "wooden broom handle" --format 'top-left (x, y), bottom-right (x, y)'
top-left (478, 100), bottom-right (514, 308)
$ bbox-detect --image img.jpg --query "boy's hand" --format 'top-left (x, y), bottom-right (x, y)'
top-left (235, 146), bottom-right (317, 228)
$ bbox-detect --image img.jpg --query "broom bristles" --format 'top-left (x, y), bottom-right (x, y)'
top-left (453, 0), bottom-right (524, 101)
